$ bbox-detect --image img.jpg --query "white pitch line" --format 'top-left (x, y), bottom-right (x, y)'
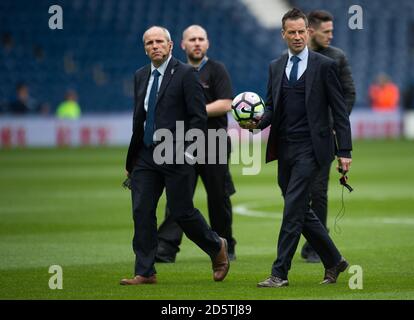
top-left (233, 203), bottom-right (414, 226)
top-left (233, 205), bottom-right (282, 218)
top-left (233, 203), bottom-right (282, 219)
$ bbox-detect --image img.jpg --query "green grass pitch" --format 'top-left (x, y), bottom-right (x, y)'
top-left (1, 140), bottom-right (413, 299)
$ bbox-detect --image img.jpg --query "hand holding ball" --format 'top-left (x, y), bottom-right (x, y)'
top-left (231, 92), bottom-right (264, 130)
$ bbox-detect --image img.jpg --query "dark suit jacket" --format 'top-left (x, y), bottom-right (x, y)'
top-left (125, 57), bottom-right (207, 172)
top-left (258, 50), bottom-right (352, 166)
top-left (317, 45), bottom-right (356, 114)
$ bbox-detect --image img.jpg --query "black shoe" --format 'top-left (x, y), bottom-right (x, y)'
top-left (228, 246), bottom-right (236, 261)
top-left (306, 250), bottom-right (321, 263)
top-left (301, 242), bottom-right (311, 259)
top-left (155, 254), bottom-right (176, 263)
top-left (155, 243), bottom-right (177, 263)
top-left (257, 276), bottom-right (289, 288)
top-left (320, 257), bottom-right (349, 284)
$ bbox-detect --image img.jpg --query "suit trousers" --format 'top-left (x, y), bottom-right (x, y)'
top-left (310, 162), bottom-right (330, 228)
top-left (301, 162), bottom-right (331, 254)
top-left (157, 162), bottom-right (236, 255)
top-left (130, 145), bottom-right (221, 277)
top-left (271, 138), bottom-right (342, 279)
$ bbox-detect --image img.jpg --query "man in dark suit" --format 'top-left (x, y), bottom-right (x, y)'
top-left (300, 10), bottom-right (356, 263)
top-left (241, 8), bottom-right (352, 287)
top-left (120, 26), bottom-right (229, 285)
top-left (156, 25), bottom-right (237, 263)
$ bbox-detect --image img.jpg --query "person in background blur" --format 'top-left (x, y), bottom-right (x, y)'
top-left (369, 73), bottom-right (400, 112)
top-left (403, 80), bottom-right (414, 110)
top-left (308, 10), bottom-right (355, 112)
top-left (9, 83), bottom-right (39, 115)
top-left (56, 90), bottom-right (81, 119)
top-left (2, 32), bottom-right (14, 53)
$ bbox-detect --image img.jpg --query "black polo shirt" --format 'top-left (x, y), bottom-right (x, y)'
top-left (198, 59), bottom-right (234, 130)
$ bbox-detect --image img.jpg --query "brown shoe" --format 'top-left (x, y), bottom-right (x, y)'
top-left (320, 257), bottom-right (349, 284)
top-left (211, 237), bottom-right (230, 282)
top-left (119, 275), bottom-right (157, 285)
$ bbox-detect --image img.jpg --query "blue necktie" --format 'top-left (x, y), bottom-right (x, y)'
top-left (289, 55), bottom-right (301, 85)
top-left (144, 69), bottom-right (161, 147)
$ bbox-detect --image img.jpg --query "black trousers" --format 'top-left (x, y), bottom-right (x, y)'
top-left (271, 138), bottom-right (342, 279)
top-left (310, 162), bottom-right (330, 227)
top-left (157, 162), bottom-right (236, 255)
top-left (301, 162), bottom-right (331, 253)
top-left (130, 146), bottom-right (221, 277)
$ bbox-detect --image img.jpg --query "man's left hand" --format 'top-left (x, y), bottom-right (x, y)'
top-left (239, 120), bottom-right (259, 130)
top-left (337, 157), bottom-right (352, 174)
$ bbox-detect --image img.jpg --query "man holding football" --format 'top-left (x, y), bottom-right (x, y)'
top-left (241, 8), bottom-right (352, 287)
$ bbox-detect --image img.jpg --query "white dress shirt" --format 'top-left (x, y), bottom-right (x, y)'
top-left (285, 46), bottom-right (309, 81)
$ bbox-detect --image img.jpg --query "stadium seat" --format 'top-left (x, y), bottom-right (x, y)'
top-left (1, 0), bottom-right (413, 112)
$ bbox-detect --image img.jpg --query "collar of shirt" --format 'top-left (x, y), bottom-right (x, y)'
top-left (286, 46), bottom-right (309, 80)
top-left (151, 54), bottom-right (172, 77)
top-left (196, 56), bottom-right (209, 71)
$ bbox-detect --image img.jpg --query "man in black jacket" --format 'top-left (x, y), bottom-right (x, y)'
top-left (120, 26), bottom-right (229, 285)
top-left (241, 8), bottom-right (352, 287)
top-left (156, 25), bottom-right (237, 263)
top-left (301, 10), bottom-right (356, 263)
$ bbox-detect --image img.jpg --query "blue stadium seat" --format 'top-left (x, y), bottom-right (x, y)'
top-left (1, 0), bottom-right (413, 112)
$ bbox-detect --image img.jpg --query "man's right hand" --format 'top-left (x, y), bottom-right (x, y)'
top-left (123, 171), bottom-right (132, 190)
top-left (239, 120), bottom-right (259, 130)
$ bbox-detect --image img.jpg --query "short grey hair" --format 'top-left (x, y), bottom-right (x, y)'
top-left (142, 26), bottom-right (171, 44)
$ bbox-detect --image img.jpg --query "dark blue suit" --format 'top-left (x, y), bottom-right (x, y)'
top-left (258, 50), bottom-right (352, 279)
top-left (125, 56), bottom-right (221, 277)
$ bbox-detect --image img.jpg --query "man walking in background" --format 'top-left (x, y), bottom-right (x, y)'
top-left (301, 10), bottom-right (356, 263)
top-left (156, 25), bottom-right (237, 263)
